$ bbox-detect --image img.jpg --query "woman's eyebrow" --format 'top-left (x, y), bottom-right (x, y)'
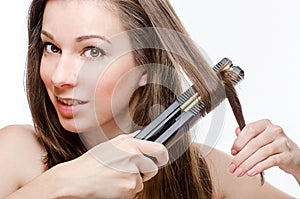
top-left (76, 35), bottom-right (112, 45)
top-left (41, 30), bottom-right (54, 40)
top-left (41, 30), bottom-right (112, 45)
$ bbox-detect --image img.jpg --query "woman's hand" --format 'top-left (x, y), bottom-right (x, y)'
top-left (228, 119), bottom-right (300, 182)
top-left (49, 133), bottom-right (169, 199)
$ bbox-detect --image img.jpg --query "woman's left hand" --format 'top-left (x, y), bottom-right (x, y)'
top-left (228, 119), bottom-right (300, 179)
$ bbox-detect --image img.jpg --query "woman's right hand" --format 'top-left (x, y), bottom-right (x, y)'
top-left (49, 133), bottom-right (169, 199)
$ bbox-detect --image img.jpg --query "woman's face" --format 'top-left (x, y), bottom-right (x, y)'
top-left (40, 0), bottom-right (145, 138)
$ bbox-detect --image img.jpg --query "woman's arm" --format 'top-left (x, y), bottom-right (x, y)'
top-left (200, 144), bottom-right (294, 199)
top-left (1, 126), bottom-right (168, 199)
top-left (0, 125), bottom-right (45, 198)
top-left (5, 171), bottom-right (63, 199)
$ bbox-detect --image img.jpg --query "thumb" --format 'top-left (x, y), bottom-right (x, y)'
top-left (128, 130), bottom-right (141, 138)
top-left (235, 127), bottom-right (241, 136)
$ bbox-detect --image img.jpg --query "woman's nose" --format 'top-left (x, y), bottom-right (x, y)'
top-left (51, 54), bottom-right (79, 88)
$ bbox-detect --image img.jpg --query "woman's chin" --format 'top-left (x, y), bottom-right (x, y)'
top-left (59, 120), bottom-right (85, 133)
top-left (58, 117), bottom-right (98, 133)
top-left (62, 125), bottom-right (80, 133)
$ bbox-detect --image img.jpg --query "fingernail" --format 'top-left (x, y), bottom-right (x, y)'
top-left (228, 163), bottom-right (236, 173)
top-left (234, 167), bottom-right (243, 177)
top-left (247, 169), bottom-right (258, 176)
top-left (231, 149), bottom-right (237, 155)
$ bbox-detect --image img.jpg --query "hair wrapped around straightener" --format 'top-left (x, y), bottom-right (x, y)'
top-left (219, 68), bottom-right (265, 185)
top-left (219, 69), bottom-right (245, 129)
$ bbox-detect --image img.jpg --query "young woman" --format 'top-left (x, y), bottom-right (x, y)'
top-left (0, 0), bottom-right (299, 198)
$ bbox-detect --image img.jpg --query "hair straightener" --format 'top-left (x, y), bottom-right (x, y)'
top-left (134, 57), bottom-right (244, 146)
top-left (134, 59), bottom-right (265, 185)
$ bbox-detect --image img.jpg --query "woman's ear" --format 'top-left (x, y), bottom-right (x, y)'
top-left (138, 72), bottom-right (148, 87)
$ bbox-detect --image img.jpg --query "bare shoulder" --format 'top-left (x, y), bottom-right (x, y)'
top-left (0, 124), bottom-right (44, 197)
top-left (0, 124), bottom-right (43, 155)
top-left (191, 143), bottom-right (236, 198)
top-left (0, 124), bottom-right (38, 141)
top-left (192, 143), bottom-right (293, 199)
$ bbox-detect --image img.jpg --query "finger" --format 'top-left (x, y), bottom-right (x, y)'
top-left (134, 154), bottom-right (158, 182)
top-left (134, 173), bottom-right (144, 193)
top-left (230, 127), bottom-right (278, 169)
top-left (111, 131), bottom-right (140, 143)
top-left (88, 137), bottom-right (143, 173)
top-left (230, 124), bottom-right (284, 172)
top-left (128, 130), bottom-right (141, 138)
top-left (133, 139), bottom-right (169, 168)
top-left (230, 141), bottom-right (283, 177)
top-left (235, 127), bottom-right (241, 136)
top-left (231, 127), bottom-right (241, 155)
top-left (106, 130), bottom-right (141, 145)
top-left (246, 153), bottom-right (286, 176)
top-left (231, 119), bottom-right (273, 155)
top-left (120, 172), bottom-right (143, 198)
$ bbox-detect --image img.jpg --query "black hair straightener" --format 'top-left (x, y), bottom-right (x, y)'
top-left (134, 57), bottom-right (244, 146)
top-left (135, 58), bottom-right (244, 145)
top-left (134, 58), bottom-right (265, 185)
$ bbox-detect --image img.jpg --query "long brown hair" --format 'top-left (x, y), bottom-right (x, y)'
top-left (26, 0), bottom-right (246, 198)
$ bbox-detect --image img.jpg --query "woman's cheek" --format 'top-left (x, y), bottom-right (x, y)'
top-left (40, 65), bottom-right (51, 88)
top-left (40, 57), bottom-right (55, 85)
top-left (94, 77), bottom-right (116, 116)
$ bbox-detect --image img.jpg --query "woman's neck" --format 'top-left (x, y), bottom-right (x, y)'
top-left (79, 118), bottom-right (132, 149)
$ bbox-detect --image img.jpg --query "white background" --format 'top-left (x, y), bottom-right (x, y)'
top-left (0, 0), bottom-right (299, 197)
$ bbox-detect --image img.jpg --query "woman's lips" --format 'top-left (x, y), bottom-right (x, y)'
top-left (57, 97), bottom-right (87, 105)
top-left (56, 97), bottom-right (88, 116)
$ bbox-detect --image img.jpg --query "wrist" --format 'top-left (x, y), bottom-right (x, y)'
top-left (44, 164), bottom-right (69, 198)
top-left (6, 166), bottom-right (63, 199)
top-left (46, 162), bottom-right (90, 199)
top-left (45, 163), bottom-right (80, 199)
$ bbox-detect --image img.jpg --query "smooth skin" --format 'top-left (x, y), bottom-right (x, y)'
top-left (0, 125), bottom-right (168, 199)
top-left (0, 121), bottom-right (297, 198)
top-left (0, 0), bottom-right (299, 198)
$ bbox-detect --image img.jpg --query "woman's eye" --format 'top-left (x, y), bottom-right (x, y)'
top-left (83, 47), bottom-right (105, 59)
top-left (44, 43), bottom-right (61, 54)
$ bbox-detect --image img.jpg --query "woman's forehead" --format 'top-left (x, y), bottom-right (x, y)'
top-left (42, 0), bottom-right (124, 39)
